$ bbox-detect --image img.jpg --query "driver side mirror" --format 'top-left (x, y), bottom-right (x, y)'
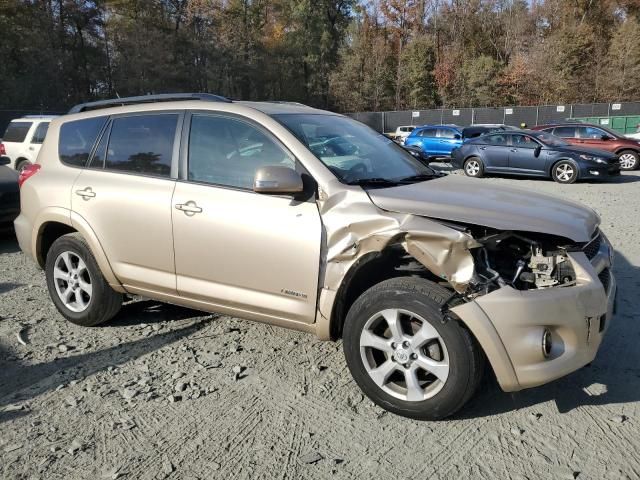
top-left (601, 134), bottom-right (613, 141)
top-left (454, 134), bottom-right (462, 140)
top-left (534, 145), bottom-right (542, 157)
top-left (0, 156), bottom-right (10, 166)
top-left (253, 166), bottom-right (304, 194)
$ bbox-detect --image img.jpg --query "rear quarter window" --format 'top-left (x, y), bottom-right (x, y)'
top-left (3, 122), bottom-right (33, 142)
top-left (59, 117), bottom-right (108, 167)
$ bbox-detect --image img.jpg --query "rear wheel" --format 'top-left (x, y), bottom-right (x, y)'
top-left (343, 278), bottom-right (484, 420)
top-left (463, 157), bottom-right (484, 178)
top-left (551, 160), bottom-right (578, 184)
top-left (45, 233), bottom-right (123, 326)
top-left (618, 150), bottom-right (639, 171)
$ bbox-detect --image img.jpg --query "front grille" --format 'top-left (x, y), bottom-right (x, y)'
top-left (598, 268), bottom-right (610, 292)
top-left (582, 233), bottom-right (602, 260)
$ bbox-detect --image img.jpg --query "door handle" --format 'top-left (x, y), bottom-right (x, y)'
top-left (479, 146), bottom-right (487, 150)
top-left (175, 201), bottom-right (203, 215)
top-left (28, 146), bottom-right (34, 151)
top-left (510, 148), bottom-right (518, 152)
top-left (75, 187), bottom-right (96, 199)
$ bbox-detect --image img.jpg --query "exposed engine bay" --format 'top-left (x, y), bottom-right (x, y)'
top-left (468, 228), bottom-right (578, 296)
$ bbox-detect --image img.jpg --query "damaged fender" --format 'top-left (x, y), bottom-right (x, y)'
top-left (314, 183), bottom-right (481, 340)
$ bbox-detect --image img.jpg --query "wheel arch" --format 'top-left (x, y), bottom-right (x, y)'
top-left (34, 212), bottom-right (124, 292)
top-left (327, 246), bottom-right (445, 340)
top-left (614, 147), bottom-right (640, 155)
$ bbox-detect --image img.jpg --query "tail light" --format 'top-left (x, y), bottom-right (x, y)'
top-left (18, 164), bottom-right (41, 188)
top-left (0, 143), bottom-right (5, 156)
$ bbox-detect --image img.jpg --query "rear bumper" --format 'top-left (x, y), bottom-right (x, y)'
top-left (452, 247), bottom-right (615, 392)
top-left (14, 213), bottom-right (34, 259)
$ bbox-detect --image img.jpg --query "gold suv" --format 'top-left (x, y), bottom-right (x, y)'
top-left (15, 94), bottom-right (616, 420)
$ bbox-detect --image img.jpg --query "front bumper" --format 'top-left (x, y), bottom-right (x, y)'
top-left (452, 243), bottom-right (615, 392)
top-left (580, 162), bottom-right (621, 179)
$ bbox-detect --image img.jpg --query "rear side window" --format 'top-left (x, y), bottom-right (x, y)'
top-left (418, 128), bottom-right (437, 137)
top-left (59, 117), bottom-right (108, 167)
top-left (484, 134), bottom-right (508, 145)
top-left (577, 126), bottom-right (604, 139)
top-left (104, 114), bottom-right (177, 177)
top-left (31, 122), bottom-right (49, 144)
top-left (553, 126), bottom-right (576, 138)
top-left (3, 122), bottom-right (33, 142)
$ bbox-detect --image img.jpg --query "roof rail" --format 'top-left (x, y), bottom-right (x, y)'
top-left (68, 93), bottom-right (231, 114)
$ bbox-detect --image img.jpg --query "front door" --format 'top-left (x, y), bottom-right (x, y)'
top-left (71, 113), bottom-right (181, 294)
top-left (507, 134), bottom-right (544, 174)
top-left (171, 113), bottom-right (322, 324)
top-left (478, 133), bottom-right (510, 170)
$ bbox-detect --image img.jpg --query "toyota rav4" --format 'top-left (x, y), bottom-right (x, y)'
top-left (15, 94), bottom-right (616, 420)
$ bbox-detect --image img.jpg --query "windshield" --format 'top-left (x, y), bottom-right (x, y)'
top-left (272, 114), bottom-right (435, 185)
top-left (531, 131), bottom-right (569, 147)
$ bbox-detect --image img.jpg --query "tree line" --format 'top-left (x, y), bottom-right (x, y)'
top-left (1, 0), bottom-right (639, 113)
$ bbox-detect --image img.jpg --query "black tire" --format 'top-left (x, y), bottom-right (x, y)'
top-left (45, 232), bottom-right (123, 326)
top-left (343, 278), bottom-right (484, 420)
top-left (551, 160), bottom-right (579, 184)
top-left (463, 157), bottom-right (484, 178)
top-left (15, 158), bottom-right (32, 172)
top-left (617, 150), bottom-right (639, 171)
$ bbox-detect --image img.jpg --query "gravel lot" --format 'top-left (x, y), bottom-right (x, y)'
top-left (1, 169), bottom-right (639, 480)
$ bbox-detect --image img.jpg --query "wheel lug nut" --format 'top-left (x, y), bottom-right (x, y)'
top-left (391, 342), bottom-right (397, 349)
top-left (402, 341), bottom-right (409, 348)
top-left (411, 353), bottom-right (418, 360)
top-left (403, 363), bottom-right (409, 369)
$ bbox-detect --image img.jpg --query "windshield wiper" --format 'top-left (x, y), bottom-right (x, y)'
top-left (347, 177), bottom-right (400, 187)
top-left (397, 172), bottom-right (441, 182)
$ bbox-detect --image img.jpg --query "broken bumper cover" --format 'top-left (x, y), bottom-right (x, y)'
top-left (452, 248), bottom-right (615, 392)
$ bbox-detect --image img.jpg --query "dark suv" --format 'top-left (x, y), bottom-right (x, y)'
top-left (531, 123), bottom-right (640, 170)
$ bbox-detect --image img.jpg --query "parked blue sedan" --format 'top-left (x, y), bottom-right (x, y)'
top-left (450, 130), bottom-right (621, 184)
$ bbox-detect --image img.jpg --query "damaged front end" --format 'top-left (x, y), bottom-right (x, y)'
top-left (316, 184), bottom-right (615, 393)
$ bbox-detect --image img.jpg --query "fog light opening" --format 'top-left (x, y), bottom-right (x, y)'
top-left (542, 329), bottom-right (553, 358)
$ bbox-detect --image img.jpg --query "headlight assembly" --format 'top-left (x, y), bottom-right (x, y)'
top-left (579, 154), bottom-right (606, 164)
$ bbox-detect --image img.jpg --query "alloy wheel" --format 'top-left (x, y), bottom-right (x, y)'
top-left (53, 251), bottom-right (93, 313)
top-left (619, 153), bottom-right (637, 169)
top-left (359, 308), bottom-right (449, 402)
top-left (465, 160), bottom-right (480, 176)
top-left (555, 163), bottom-right (575, 182)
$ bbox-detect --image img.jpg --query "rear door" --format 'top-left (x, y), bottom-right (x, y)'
top-left (413, 127), bottom-right (438, 154)
top-left (435, 128), bottom-right (461, 156)
top-left (507, 134), bottom-right (544, 173)
top-left (477, 133), bottom-right (510, 170)
top-left (71, 112), bottom-right (181, 295)
top-left (551, 126), bottom-right (579, 147)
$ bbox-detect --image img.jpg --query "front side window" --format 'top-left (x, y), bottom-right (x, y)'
top-left (59, 117), bottom-right (108, 167)
top-left (31, 122), bottom-right (49, 144)
top-left (437, 128), bottom-right (458, 139)
top-left (104, 114), bottom-right (177, 177)
top-left (577, 126), bottom-right (605, 139)
top-left (511, 134), bottom-right (539, 148)
top-left (273, 113), bottom-right (435, 185)
top-left (3, 122), bottom-right (33, 142)
top-left (188, 115), bottom-right (295, 189)
top-left (553, 126), bottom-right (577, 138)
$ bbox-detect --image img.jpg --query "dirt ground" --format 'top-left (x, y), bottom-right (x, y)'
top-left (1, 169), bottom-right (639, 480)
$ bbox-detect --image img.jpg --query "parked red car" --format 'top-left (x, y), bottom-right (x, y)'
top-left (531, 123), bottom-right (640, 170)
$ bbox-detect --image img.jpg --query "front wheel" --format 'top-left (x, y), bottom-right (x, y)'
top-left (343, 278), bottom-right (484, 420)
top-left (618, 150), bottom-right (639, 171)
top-left (15, 159), bottom-right (32, 172)
top-left (551, 160), bottom-right (578, 184)
top-left (463, 157), bottom-right (484, 177)
top-left (45, 233), bottom-right (123, 326)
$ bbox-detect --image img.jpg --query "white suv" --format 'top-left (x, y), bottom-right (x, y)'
top-left (1, 116), bottom-right (57, 171)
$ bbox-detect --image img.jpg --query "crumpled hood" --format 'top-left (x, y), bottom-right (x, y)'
top-left (367, 175), bottom-right (599, 242)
